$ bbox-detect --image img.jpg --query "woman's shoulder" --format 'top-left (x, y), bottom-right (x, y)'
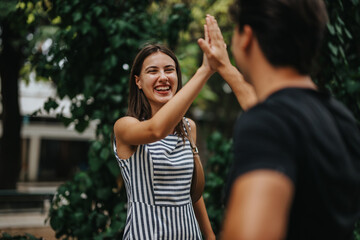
top-left (113, 116), bottom-right (141, 137)
top-left (114, 116), bottom-right (139, 128)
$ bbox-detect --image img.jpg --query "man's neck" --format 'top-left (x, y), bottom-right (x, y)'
top-left (251, 66), bottom-right (317, 102)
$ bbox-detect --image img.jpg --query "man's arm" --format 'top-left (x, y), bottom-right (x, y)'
top-left (221, 170), bottom-right (294, 240)
top-left (198, 15), bottom-right (257, 111)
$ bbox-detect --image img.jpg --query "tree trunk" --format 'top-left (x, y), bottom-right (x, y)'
top-left (0, 19), bottom-right (23, 189)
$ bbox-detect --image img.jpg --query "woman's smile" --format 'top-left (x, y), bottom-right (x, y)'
top-left (154, 84), bottom-right (171, 93)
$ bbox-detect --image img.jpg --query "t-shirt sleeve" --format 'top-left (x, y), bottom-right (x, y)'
top-left (226, 105), bottom-right (298, 201)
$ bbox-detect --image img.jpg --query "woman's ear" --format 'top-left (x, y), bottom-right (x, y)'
top-left (135, 75), bottom-right (142, 89)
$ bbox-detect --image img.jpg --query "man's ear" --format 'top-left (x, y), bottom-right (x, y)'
top-left (241, 25), bottom-right (253, 52)
top-left (135, 75), bottom-right (142, 89)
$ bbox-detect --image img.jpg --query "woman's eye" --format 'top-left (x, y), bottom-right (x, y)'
top-left (165, 68), bottom-right (175, 73)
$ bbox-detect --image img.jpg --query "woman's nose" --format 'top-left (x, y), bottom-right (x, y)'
top-left (158, 71), bottom-right (168, 81)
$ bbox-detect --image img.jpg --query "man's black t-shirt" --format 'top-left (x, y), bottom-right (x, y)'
top-left (227, 88), bottom-right (360, 240)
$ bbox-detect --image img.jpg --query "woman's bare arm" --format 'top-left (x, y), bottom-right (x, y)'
top-left (115, 23), bottom-right (214, 148)
top-left (114, 65), bottom-right (212, 147)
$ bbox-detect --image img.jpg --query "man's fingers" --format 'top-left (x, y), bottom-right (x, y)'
top-left (206, 15), bottom-right (218, 42)
top-left (206, 15), bottom-right (226, 48)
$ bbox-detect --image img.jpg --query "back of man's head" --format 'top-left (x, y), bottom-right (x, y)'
top-left (230, 0), bottom-right (328, 75)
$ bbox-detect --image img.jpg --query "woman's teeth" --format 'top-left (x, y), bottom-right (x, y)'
top-left (155, 86), bottom-right (170, 91)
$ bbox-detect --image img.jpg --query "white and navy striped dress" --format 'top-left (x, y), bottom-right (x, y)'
top-left (113, 119), bottom-right (202, 240)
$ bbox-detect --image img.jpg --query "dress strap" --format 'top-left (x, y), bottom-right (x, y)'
top-left (182, 117), bottom-right (191, 134)
top-left (182, 118), bottom-right (198, 154)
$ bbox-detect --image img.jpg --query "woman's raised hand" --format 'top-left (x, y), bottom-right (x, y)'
top-left (200, 24), bottom-right (214, 74)
top-left (198, 15), bottom-right (232, 72)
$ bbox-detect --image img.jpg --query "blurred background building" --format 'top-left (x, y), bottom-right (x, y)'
top-left (0, 79), bottom-right (95, 237)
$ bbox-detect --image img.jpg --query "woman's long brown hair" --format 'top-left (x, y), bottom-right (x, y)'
top-left (127, 43), bottom-right (186, 139)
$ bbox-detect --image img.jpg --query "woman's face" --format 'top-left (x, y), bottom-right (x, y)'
top-left (135, 51), bottom-right (178, 112)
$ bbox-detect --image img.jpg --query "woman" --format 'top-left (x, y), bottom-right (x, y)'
top-left (113, 41), bottom-right (215, 239)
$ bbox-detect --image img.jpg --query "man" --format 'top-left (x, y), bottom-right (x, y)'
top-left (198, 0), bottom-right (360, 239)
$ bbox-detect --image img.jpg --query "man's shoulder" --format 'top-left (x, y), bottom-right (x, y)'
top-left (235, 88), bottom-right (324, 136)
top-left (234, 102), bottom-right (295, 143)
top-left (236, 95), bottom-right (291, 130)
top-left (239, 88), bottom-right (354, 126)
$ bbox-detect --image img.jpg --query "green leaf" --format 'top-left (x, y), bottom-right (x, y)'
top-left (94, 6), bottom-right (103, 16)
top-left (89, 156), bottom-right (103, 171)
top-left (60, 116), bottom-right (73, 127)
top-left (72, 12), bottom-right (82, 22)
top-left (27, 235), bottom-right (39, 240)
top-left (95, 213), bottom-right (108, 228)
top-left (338, 46), bottom-right (345, 59)
top-left (111, 219), bottom-right (124, 229)
top-left (100, 148), bottom-right (110, 160)
top-left (346, 80), bottom-right (360, 93)
top-left (44, 98), bottom-right (59, 112)
top-left (96, 187), bottom-right (111, 200)
top-left (327, 24), bottom-right (335, 35)
top-left (344, 28), bottom-right (352, 39)
top-left (52, 16), bottom-right (61, 24)
top-left (328, 42), bottom-right (338, 56)
top-left (75, 172), bottom-right (93, 191)
top-left (73, 211), bottom-right (85, 222)
top-left (50, 216), bottom-right (64, 231)
top-left (80, 22), bottom-right (92, 34)
top-left (337, 16), bottom-right (345, 26)
top-left (92, 141), bottom-right (102, 151)
top-left (335, 23), bottom-right (342, 34)
top-left (27, 13), bottom-right (35, 24)
top-left (111, 95), bottom-right (123, 103)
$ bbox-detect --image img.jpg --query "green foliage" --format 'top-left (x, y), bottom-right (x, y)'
top-left (48, 171), bottom-right (126, 239)
top-left (203, 131), bottom-right (233, 236)
top-left (0, 0), bottom-right (17, 19)
top-left (316, 0), bottom-right (360, 122)
top-left (355, 221), bottom-right (360, 240)
top-left (0, 0), bottom-right (50, 82)
top-left (0, 233), bottom-right (41, 240)
top-left (0, 0), bottom-right (48, 50)
top-left (175, 0), bottom-right (237, 118)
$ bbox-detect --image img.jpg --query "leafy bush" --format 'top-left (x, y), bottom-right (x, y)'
top-left (316, 0), bottom-right (360, 121)
top-left (0, 233), bottom-right (41, 240)
top-left (203, 131), bottom-right (233, 236)
top-left (355, 221), bottom-right (360, 240)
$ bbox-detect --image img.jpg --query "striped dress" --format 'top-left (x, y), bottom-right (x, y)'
top-left (113, 119), bottom-right (202, 240)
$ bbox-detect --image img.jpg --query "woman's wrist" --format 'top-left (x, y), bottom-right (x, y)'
top-left (198, 64), bottom-right (215, 78)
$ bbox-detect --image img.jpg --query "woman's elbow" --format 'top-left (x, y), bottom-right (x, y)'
top-left (148, 123), bottom-right (169, 141)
